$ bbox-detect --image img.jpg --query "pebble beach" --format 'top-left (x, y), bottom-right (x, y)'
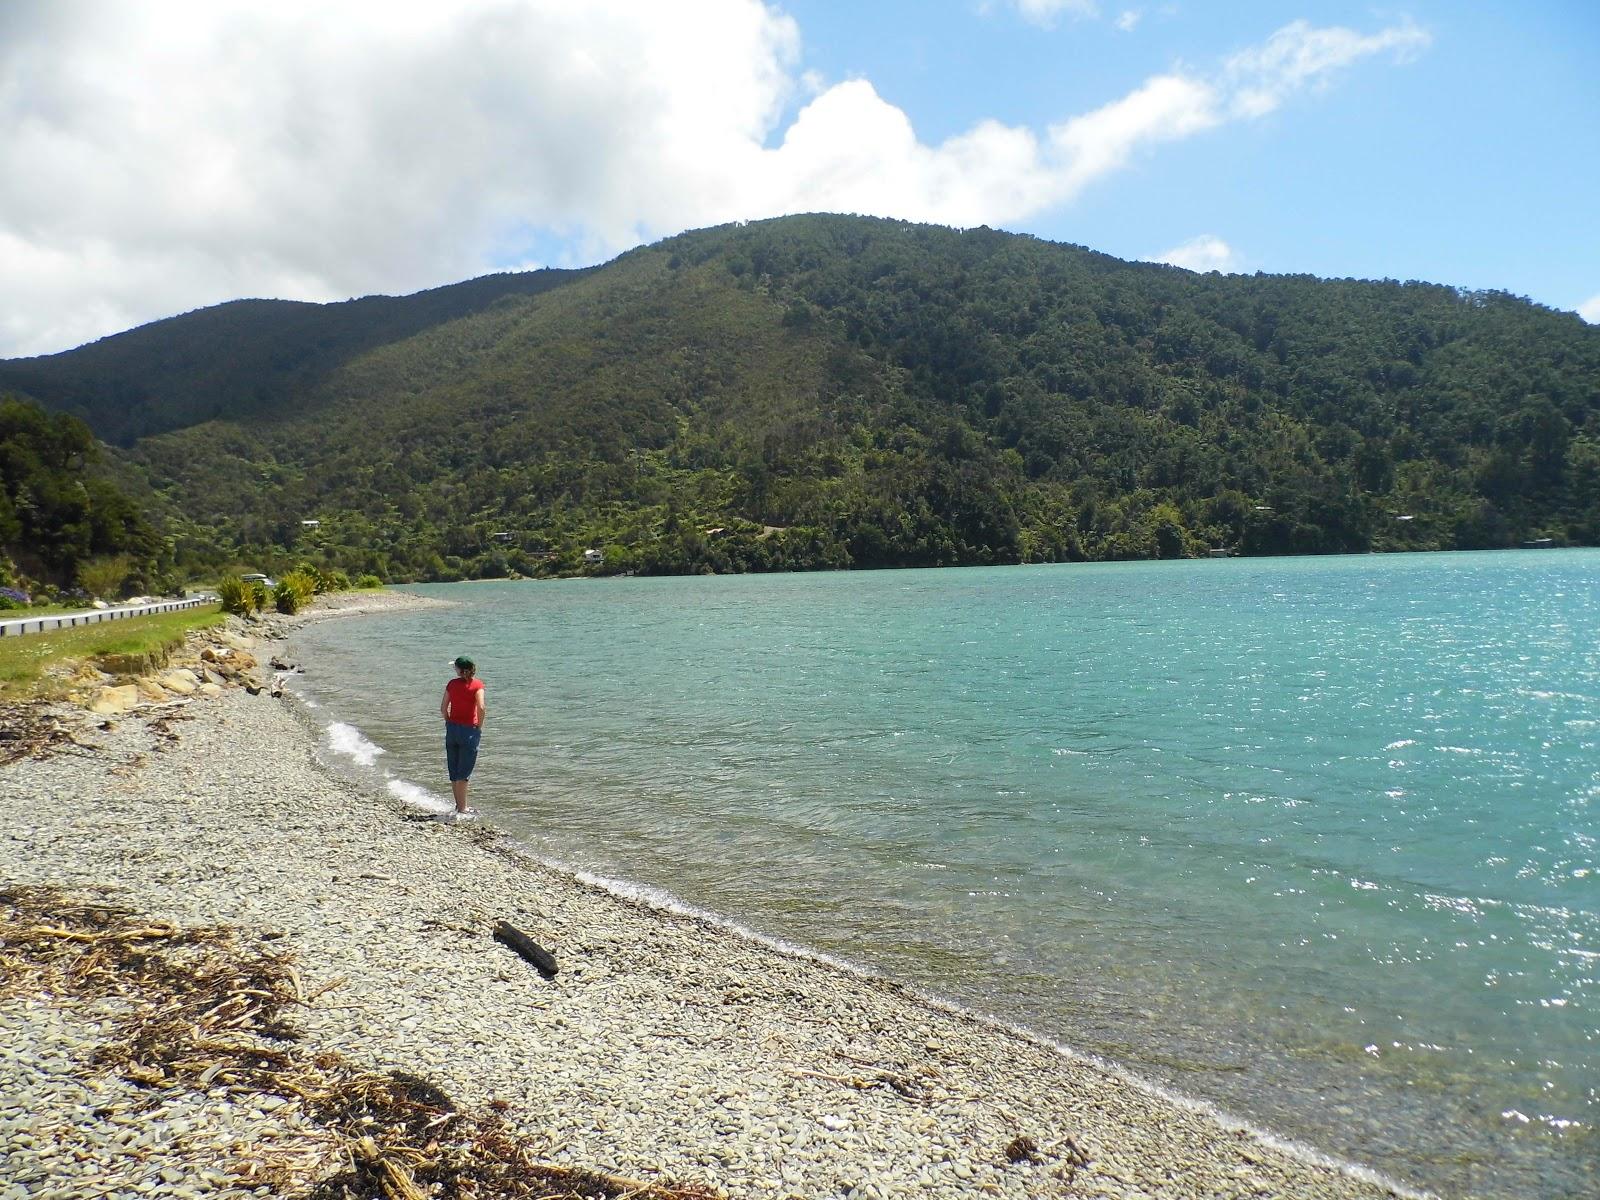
top-left (0, 595), bottom-right (1422, 1200)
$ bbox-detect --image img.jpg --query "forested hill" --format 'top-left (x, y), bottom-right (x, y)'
top-left (5, 213), bottom-right (1598, 582)
top-left (0, 268), bottom-right (589, 446)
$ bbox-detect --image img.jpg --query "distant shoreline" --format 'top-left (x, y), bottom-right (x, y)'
top-left (379, 541), bottom-right (1595, 588)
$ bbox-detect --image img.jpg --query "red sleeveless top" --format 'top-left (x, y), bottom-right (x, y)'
top-left (445, 677), bottom-right (484, 725)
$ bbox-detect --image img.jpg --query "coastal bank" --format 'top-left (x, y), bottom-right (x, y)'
top-left (0, 595), bottom-right (1419, 1199)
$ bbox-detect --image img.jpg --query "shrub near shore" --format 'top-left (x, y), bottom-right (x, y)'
top-left (219, 563), bottom-right (358, 617)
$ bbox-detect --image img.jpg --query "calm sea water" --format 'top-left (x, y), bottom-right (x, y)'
top-left (289, 552), bottom-right (1598, 1198)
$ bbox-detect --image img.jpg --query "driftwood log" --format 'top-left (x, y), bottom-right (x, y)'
top-left (492, 920), bottom-right (558, 977)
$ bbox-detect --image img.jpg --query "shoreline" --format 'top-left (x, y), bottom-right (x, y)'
top-left (2, 594), bottom-right (1420, 1199)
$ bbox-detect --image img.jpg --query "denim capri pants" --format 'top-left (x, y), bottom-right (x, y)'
top-left (445, 721), bottom-right (481, 782)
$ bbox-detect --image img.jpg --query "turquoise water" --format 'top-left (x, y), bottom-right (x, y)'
top-left (290, 552), bottom-right (1599, 1198)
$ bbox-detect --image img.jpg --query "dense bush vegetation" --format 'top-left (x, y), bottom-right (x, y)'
top-left (0, 396), bottom-right (168, 593)
top-left (76, 553), bottom-right (136, 602)
top-left (5, 216), bottom-right (1597, 581)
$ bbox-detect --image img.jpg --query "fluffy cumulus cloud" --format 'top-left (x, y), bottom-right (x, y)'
top-left (1154, 234), bottom-right (1237, 273)
top-left (0, 1), bottom-right (1429, 357)
top-left (1578, 294), bottom-right (1600, 324)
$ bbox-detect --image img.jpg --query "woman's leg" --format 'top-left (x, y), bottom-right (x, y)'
top-left (446, 726), bottom-right (461, 784)
top-left (447, 725), bottom-right (480, 813)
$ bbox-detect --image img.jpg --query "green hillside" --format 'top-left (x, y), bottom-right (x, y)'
top-left (6, 214), bottom-right (1598, 582)
top-left (0, 268), bottom-right (589, 446)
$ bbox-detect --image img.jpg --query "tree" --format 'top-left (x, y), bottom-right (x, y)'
top-left (78, 554), bottom-right (135, 601)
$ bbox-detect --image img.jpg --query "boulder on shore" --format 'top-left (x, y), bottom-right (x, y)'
top-left (158, 670), bottom-right (199, 696)
top-left (89, 685), bottom-right (140, 715)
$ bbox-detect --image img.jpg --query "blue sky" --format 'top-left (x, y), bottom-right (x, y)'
top-left (774, 1), bottom-right (1599, 312)
top-left (2, 1), bottom-right (1596, 358)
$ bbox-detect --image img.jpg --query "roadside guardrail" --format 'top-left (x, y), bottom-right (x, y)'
top-left (0, 597), bottom-right (211, 638)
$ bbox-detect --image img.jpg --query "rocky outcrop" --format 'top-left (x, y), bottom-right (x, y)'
top-left (75, 623), bottom-right (271, 714)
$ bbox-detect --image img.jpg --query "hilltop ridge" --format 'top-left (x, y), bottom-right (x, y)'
top-left (0, 268), bottom-right (590, 445)
top-left (3, 214), bottom-right (1597, 582)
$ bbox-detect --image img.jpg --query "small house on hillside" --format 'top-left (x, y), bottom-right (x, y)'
top-left (583, 548), bottom-right (603, 564)
top-left (300, 519), bottom-right (320, 529)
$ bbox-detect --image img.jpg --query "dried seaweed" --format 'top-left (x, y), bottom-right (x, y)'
top-left (0, 704), bottom-right (83, 764)
top-left (1003, 1134), bottom-right (1041, 1163)
top-left (2, 885), bottom-right (719, 1200)
top-left (786, 1064), bottom-right (933, 1103)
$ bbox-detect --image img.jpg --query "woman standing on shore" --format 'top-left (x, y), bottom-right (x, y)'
top-left (440, 655), bottom-right (485, 822)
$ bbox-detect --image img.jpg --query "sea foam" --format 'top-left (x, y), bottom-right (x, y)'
top-left (387, 777), bottom-right (452, 816)
top-left (325, 721), bottom-right (386, 767)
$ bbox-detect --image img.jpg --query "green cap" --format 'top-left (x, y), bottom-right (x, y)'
top-left (453, 656), bottom-right (475, 670)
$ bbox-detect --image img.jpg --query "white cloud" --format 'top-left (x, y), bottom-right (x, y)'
top-left (0, 3), bottom-right (1430, 357)
top-left (1578, 294), bottom-right (1600, 323)
top-left (1153, 234), bottom-right (1237, 273)
top-left (1225, 18), bottom-right (1431, 118)
top-left (1115, 10), bottom-right (1142, 33)
top-left (1002, 0), bottom-right (1100, 28)
top-left (1048, 74), bottom-right (1222, 195)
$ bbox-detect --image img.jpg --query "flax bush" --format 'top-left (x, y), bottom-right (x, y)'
top-left (218, 576), bottom-right (266, 616)
top-left (273, 571), bottom-right (318, 614)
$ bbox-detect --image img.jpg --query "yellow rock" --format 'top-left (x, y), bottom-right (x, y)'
top-left (89, 684), bottom-right (141, 715)
top-left (136, 679), bottom-right (168, 703)
top-left (159, 670), bottom-right (199, 695)
top-left (198, 683), bottom-right (224, 699)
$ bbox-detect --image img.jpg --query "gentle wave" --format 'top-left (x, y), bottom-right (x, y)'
top-left (387, 777), bottom-right (452, 815)
top-left (326, 721), bottom-right (385, 767)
